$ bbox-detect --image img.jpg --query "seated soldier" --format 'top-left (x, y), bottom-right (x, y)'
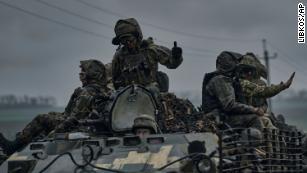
top-left (237, 53), bottom-right (294, 107)
top-left (236, 53), bottom-right (295, 128)
top-left (202, 51), bottom-right (265, 130)
top-left (0, 59), bottom-right (112, 155)
top-left (131, 114), bottom-right (158, 138)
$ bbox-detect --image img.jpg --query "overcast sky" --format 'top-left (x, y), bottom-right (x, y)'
top-left (0, 0), bottom-right (306, 106)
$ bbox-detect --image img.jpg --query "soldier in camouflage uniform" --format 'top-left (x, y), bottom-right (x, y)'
top-left (202, 51), bottom-right (265, 130)
top-left (236, 53), bottom-right (295, 128)
top-left (111, 18), bottom-right (183, 93)
top-left (236, 54), bottom-right (296, 167)
top-left (0, 59), bottom-right (112, 155)
top-left (237, 53), bottom-right (295, 108)
top-left (236, 53), bottom-right (270, 112)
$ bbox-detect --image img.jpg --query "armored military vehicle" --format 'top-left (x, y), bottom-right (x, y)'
top-left (0, 85), bottom-right (304, 172)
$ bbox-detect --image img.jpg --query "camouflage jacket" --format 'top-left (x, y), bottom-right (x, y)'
top-left (240, 78), bottom-right (285, 106)
top-left (203, 74), bottom-right (256, 115)
top-left (112, 43), bottom-right (182, 89)
top-left (250, 79), bottom-right (268, 110)
top-left (64, 83), bottom-right (112, 120)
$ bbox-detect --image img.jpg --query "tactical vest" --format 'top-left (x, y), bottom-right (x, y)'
top-left (202, 72), bottom-right (245, 114)
top-left (64, 87), bottom-right (83, 115)
top-left (117, 48), bottom-right (157, 87)
top-left (233, 77), bottom-right (246, 104)
top-left (83, 83), bottom-right (111, 113)
top-left (202, 72), bottom-right (221, 113)
top-left (64, 84), bottom-right (110, 119)
top-left (251, 79), bottom-right (268, 107)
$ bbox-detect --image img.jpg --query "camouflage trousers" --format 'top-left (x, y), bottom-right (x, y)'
top-left (17, 112), bottom-right (65, 143)
top-left (227, 114), bottom-right (278, 168)
top-left (261, 114), bottom-right (277, 129)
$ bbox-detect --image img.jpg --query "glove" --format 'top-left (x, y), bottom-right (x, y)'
top-left (254, 107), bottom-right (265, 116)
top-left (172, 41), bottom-right (182, 59)
top-left (281, 72), bottom-right (295, 89)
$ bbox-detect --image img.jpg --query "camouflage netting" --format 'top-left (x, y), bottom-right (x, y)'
top-left (160, 93), bottom-right (216, 133)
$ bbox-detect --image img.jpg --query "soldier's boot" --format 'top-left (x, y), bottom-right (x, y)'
top-left (0, 133), bottom-right (25, 156)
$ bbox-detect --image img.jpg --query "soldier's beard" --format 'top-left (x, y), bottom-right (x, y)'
top-left (127, 45), bottom-right (137, 53)
top-left (127, 41), bottom-right (135, 48)
top-left (125, 40), bottom-right (140, 53)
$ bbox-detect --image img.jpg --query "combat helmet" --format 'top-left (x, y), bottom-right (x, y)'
top-left (245, 52), bottom-right (268, 79)
top-left (80, 59), bottom-right (106, 84)
top-left (238, 55), bottom-right (257, 69)
top-left (132, 114), bottom-right (158, 134)
top-left (112, 18), bottom-right (143, 45)
top-left (216, 51), bottom-right (242, 73)
top-left (236, 55), bottom-right (258, 78)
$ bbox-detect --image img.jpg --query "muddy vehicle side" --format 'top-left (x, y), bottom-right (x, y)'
top-left (0, 132), bottom-right (219, 173)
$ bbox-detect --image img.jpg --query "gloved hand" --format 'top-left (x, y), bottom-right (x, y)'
top-left (281, 72), bottom-right (295, 89)
top-left (254, 107), bottom-right (265, 116)
top-left (172, 41), bottom-right (182, 59)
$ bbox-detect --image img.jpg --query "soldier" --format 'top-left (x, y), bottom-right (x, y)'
top-left (202, 51), bottom-right (265, 130)
top-left (0, 59), bottom-right (112, 155)
top-left (237, 53), bottom-right (295, 128)
top-left (131, 114), bottom-right (158, 138)
top-left (237, 53), bottom-right (295, 108)
top-left (111, 18), bottom-right (183, 93)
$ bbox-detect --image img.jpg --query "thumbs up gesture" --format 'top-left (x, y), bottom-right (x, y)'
top-left (172, 41), bottom-right (182, 59)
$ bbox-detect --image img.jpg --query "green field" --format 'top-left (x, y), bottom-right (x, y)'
top-left (0, 107), bottom-right (64, 139)
top-left (0, 107), bottom-right (64, 122)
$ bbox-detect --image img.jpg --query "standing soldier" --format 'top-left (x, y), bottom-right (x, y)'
top-left (0, 59), bottom-right (112, 155)
top-left (111, 18), bottom-right (183, 132)
top-left (111, 18), bottom-right (183, 93)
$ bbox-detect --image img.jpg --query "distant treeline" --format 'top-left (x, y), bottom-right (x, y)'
top-left (274, 89), bottom-right (307, 102)
top-left (0, 94), bottom-right (56, 108)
